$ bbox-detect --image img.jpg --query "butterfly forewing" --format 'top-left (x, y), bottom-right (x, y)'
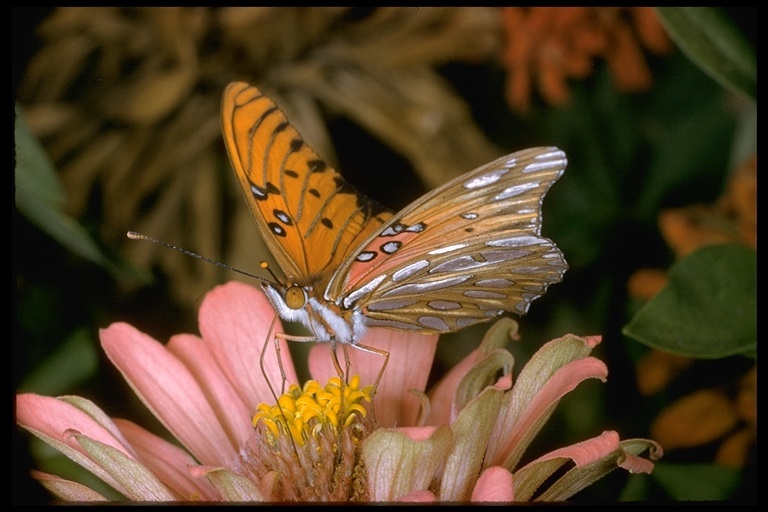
top-left (222, 82), bottom-right (392, 282)
top-left (326, 147), bottom-right (568, 333)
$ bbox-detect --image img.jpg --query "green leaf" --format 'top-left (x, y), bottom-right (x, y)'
top-left (656, 8), bottom-right (756, 100)
top-left (618, 473), bottom-right (652, 501)
top-left (651, 462), bottom-right (742, 501)
top-left (623, 244), bottom-right (756, 359)
top-left (14, 105), bottom-right (150, 282)
top-left (19, 328), bottom-right (99, 396)
top-left (15, 105), bottom-right (105, 264)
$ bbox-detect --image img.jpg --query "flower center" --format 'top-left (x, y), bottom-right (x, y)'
top-left (240, 375), bottom-right (374, 501)
top-left (253, 375), bottom-right (373, 448)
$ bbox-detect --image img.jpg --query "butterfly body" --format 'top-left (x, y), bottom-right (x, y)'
top-left (222, 82), bottom-right (567, 347)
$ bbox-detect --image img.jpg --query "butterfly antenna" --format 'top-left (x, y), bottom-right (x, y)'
top-left (127, 231), bottom-right (269, 284)
top-left (259, 261), bottom-right (286, 287)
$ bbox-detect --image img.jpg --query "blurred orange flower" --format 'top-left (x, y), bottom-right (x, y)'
top-left (628, 153), bottom-right (756, 470)
top-left (500, 7), bottom-right (672, 113)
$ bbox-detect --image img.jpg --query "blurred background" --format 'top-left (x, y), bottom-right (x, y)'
top-left (13, 7), bottom-right (755, 504)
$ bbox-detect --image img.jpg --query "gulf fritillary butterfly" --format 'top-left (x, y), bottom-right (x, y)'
top-left (221, 81), bottom-right (567, 364)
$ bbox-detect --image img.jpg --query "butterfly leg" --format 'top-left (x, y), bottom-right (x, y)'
top-left (349, 342), bottom-right (390, 426)
top-left (259, 314), bottom-right (293, 397)
top-left (258, 315), bottom-right (304, 461)
top-left (270, 331), bottom-right (320, 395)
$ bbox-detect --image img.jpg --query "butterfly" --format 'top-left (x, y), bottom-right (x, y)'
top-left (221, 81), bottom-right (567, 369)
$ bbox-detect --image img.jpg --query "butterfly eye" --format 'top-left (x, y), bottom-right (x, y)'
top-left (284, 285), bottom-right (307, 310)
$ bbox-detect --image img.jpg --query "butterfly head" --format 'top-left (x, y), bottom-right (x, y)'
top-left (258, 261), bottom-right (307, 310)
top-left (284, 284), bottom-right (308, 310)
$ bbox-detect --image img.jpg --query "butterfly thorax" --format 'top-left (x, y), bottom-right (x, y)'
top-left (260, 280), bottom-right (367, 345)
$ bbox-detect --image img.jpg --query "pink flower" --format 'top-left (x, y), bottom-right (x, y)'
top-left (16, 281), bottom-right (661, 502)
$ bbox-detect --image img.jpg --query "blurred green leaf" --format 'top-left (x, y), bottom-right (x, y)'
top-left (618, 473), bottom-right (653, 502)
top-left (14, 105), bottom-right (150, 282)
top-left (652, 462), bottom-right (742, 501)
top-left (623, 244), bottom-right (756, 359)
top-left (15, 104), bottom-right (112, 267)
top-left (656, 8), bottom-right (756, 100)
top-left (19, 328), bottom-right (99, 396)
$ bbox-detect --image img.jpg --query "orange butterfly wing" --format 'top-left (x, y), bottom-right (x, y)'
top-left (221, 82), bottom-right (392, 285)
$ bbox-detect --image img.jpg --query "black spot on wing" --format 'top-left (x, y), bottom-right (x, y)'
top-left (269, 222), bottom-right (287, 237)
top-left (275, 121), bottom-right (289, 135)
top-left (309, 160), bottom-right (327, 173)
top-left (250, 180), bottom-right (280, 201)
top-left (274, 209), bottom-right (292, 225)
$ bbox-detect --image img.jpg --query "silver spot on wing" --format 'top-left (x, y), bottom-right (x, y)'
top-left (392, 259), bottom-right (430, 282)
top-left (342, 274), bottom-right (387, 308)
top-left (418, 316), bottom-right (450, 331)
top-left (494, 181), bottom-right (540, 201)
top-left (382, 275), bottom-right (471, 297)
top-left (457, 317), bottom-right (486, 328)
top-left (464, 290), bottom-right (507, 299)
top-left (478, 248), bottom-right (533, 263)
top-left (428, 243), bottom-right (468, 255)
top-left (475, 278), bottom-right (516, 287)
top-left (364, 318), bottom-right (422, 330)
top-left (463, 168), bottom-right (510, 189)
top-left (367, 299), bottom-right (419, 311)
top-left (523, 150), bottom-right (567, 173)
top-left (430, 255), bottom-right (480, 273)
top-left (427, 300), bottom-right (462, 310)
top-left (487, 235), bottom-right (543, 247)
top-left (511, 266), bottom-right (553, 274)
top-left (356, 251), bottom-right (376, 262)
top-left (381, 241), bottom-right (401, 254)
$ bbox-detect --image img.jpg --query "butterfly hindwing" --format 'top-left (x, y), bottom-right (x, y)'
top-left (222, 82), bottom-right (392, 283)
top-left (326, 147), bottom-right (568, 333)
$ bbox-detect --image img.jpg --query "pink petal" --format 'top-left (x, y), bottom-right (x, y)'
top-left (513, 431), bottom-right (651, 502)
top-left (16, 393), bottom-right (136, 494)
top-left (472, 466), bottom-right (514, 502)
top-left (167, 333), bottom-right (254, 452)
top-left (427, 317), bottom-right (518, 426)
top-left (395, 489), bottom-right (437, 502)
top-left (426, 346), bottom-right (483, 426)
top-left (100, 322), bottom-right (237, 467)
top-left (529, 431), bottom-right (621, 467)
top-left (619, 452), bottom-right (655, 474)
top-left (198, 281), bottom-right (298, 410)
top-left (308, 328), bottom-right (438, 427)
top-left (511, 431), bottom-right (621, 502)
top-left (115, 419), bottom-right (219, 501)
top-left (16, 394), bottom-right (134, 455)
top-left (487, 347), bottom-right (608, 469)
top-left (396, 426), bottom-right (439, 442)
